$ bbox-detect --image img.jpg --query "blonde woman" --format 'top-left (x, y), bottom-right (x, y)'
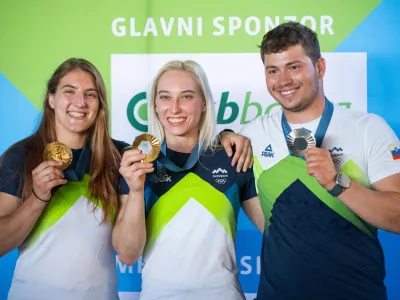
top-left (113, 60), bottom-right (264, 300)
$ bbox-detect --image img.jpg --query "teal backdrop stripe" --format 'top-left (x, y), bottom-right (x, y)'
top-left (0, 73), bottom-right (42, 153)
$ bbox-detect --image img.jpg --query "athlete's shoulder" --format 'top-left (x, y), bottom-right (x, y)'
top-left (239, 109), bottom-right (282, 139)
top-left (199, 147), bottom-right (254, 179)
top-left (199, 147), bottom-right (236, 168)
top-left (201, 146), bottom-right (229, 160)
top-left (0, 140), bottom-right (29, 165)
top-left (334, 106), bottom-right (389, 129)
top-left (251, 109), bottom-right (281, 126)
top-left (334, 105), bottom-right (367, 119)
top-left (112, 139), bottom-right (130, 152)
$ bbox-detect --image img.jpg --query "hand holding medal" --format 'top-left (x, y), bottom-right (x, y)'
top-left (120, 134), bottom-right (160, 191)
top-left (43, 142), bottom-right (73, 170)
top-left (131, 134), bottom-right (161, 162)
top-left (31, 142), bottom-right (71, 203)
top-left (286, 128), bottom-right (316, 158)
top-left (282, 99), bottom-right (337, 189)
top-left (304, 147), bottom-right (337, 190)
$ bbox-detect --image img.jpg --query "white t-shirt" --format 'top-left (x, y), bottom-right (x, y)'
top-left (241, 105), bottom-right (400, 191)
top-left (0, 146), bottom-right (118, 300)
top-left (239, 104), bottom-right (400, 300)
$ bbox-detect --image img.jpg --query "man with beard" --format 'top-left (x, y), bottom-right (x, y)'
top-left (221, 22), bottom-right (400, 300)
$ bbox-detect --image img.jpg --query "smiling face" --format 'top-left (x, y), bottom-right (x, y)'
top-left (154, 69), bottom-right (206, 143)
top-left (49, 68), bottom-right (99, 140)
top-left (264, 44), bottom-right (325, 113)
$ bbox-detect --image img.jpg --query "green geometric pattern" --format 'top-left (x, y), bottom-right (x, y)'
top-left (144, 172), bottom-right (236, 254)
top-left (256, 155), bottom-right (375, 236)
top-left (339, 159), bottom-right (370, 188)
top-left (25, 174), bottom-right (95, 248)
top-left (253, 155), bottom-right (264, 189)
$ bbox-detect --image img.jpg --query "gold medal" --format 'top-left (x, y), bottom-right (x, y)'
top-left (43, 142), bottom-right (73, 170)
top-left (132, 133), bottom-right (161, 162)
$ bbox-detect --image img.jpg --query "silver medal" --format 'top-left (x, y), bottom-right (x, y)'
top-left (286, 128), bottom-right (316, 157)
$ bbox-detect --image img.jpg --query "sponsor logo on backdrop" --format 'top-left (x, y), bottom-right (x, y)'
top-left (111, 53), bottom-right (366, 151)
top-left (126, 92), bottom-right (353, 133)
top-left (127, 92), bottom-right (148, 132)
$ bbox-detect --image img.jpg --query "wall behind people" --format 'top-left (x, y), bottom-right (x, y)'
top-left (1, 0), bottom-right (399, 299)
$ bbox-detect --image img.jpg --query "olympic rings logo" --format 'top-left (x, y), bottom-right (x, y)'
top-left (215, 178), bottom-right (227, 184)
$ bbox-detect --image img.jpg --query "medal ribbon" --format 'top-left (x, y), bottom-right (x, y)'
top-left (281, 98), bottom-right (334, 156)
top-left (147, 140), bottom-right (200, 182)
top-left (63, 142), bottom-right (91, 181)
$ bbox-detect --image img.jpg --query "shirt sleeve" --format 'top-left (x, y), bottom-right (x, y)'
top-left (112, 139), bottom-right (131, 153)
top-left (114, 139), bottom-right (133, 196)
top-left (118, 175), bottom-right (130, 195)
top-left (238, 117), bottom-right (262, 142)
top-left (239, 166), bottom-right (257, 202)
top-left (237, 119), bottom-right (263, 200)
top-left (364, 114), bottom-right (400, 184)
top-left (0, 145), bottom-right (27, 198)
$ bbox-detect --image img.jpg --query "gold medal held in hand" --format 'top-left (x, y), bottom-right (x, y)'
top-left (132, 133), bottom-right (161, 162)
top-left (43, 142), bottom-right (73, 170)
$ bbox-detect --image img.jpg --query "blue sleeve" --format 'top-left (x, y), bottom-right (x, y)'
top-left (0, 145), bottom-right (27, 198)
top-left (239, 167), bottom-right (257, 202)
top-left (119, 175), bottom-right (130, 195)
top-left (114, 139), bottom-right (131, 196)
top-left (112, 139), bottom-right (131, 153)
top-left (119, 175), bottom-right (154, 196)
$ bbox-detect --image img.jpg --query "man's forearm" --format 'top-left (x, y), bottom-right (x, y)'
top-left (338, 181), bottom-right (400, 233)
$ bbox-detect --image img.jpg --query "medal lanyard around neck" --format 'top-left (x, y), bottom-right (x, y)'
top-left (63, 143), bottom-right (91, 181)
top-left (281, 98), bottom-right (334, 155)
top-left (157, 140), bottom-right (200, 172)
top-left (147, 140), bottom-right (200, 182)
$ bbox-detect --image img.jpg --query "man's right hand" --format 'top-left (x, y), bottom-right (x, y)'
top-left (220, 131), bottom-right (253, 172)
